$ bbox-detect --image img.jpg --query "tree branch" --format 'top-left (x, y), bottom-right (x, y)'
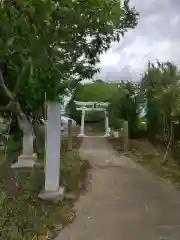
top-left (0, 106), bottom-right (18, 113)
top-left (0, 101), bottom-right (19, 113)
top-left (0, 69), bottom-right (27, 117)
top-left (0, 69), bottom-right (15, 101)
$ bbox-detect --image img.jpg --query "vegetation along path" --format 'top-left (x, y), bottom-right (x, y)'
top-left (57, 137), bottom-right (180, 240)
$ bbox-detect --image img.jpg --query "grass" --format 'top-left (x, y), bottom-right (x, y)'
top-left (127, 152), bottom-right (180, 189)
top-left (0, 136), bottom-right (88, 240)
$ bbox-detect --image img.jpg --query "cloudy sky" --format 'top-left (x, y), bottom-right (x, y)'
top-left (97, 0), bottom-right (180, 82)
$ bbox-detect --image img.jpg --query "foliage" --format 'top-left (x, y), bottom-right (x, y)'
top-left (128, 151), bottom-right (180, 189)
top-left (67, 80), bottom-right (145, 137)
top-left (0, 0), bottom-right (138, 117)
top-left (108, 81), bottom-right (142, 137)
top-left (109, 128), bottom-right (180, 190)
top-left (70, 80), bottom-right (119, 102)
top-left (0, 116), bottom-right (9, 134)
top-left (67, 80), bottom-right (119, 123)
top-left (140, 60), bottom-right (180, 161)
top-left (0, 139), bottom-right (88, 239)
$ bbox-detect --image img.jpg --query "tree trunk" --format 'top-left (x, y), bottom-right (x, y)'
top-left (0, 68), bottom-right (37, 164)
top-left (163, 121), bottom-right (173, 164)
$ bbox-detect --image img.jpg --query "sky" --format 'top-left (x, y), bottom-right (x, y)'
top-left (96, 0), bottom-right (180, 83)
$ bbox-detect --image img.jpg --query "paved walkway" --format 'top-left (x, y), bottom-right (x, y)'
top-left (56, 137), bottom-right (180, 240)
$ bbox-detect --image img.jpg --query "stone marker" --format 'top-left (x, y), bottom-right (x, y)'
top-left (11, 114), bottom-right (37, 168)
top-left (39, 101), bottom-right (64, 200)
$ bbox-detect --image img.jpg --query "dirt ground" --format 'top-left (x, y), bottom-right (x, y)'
top-left (109, 137), bottom-right (159, 156)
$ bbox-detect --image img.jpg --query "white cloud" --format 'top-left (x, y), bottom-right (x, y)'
top-left (99, 0), bottom-right (180, 82)
top-left (99, 49), bottom-right (121, 67)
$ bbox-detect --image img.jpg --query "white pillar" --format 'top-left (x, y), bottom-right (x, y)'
top-left (104, 111), bottom-right (110, 137)
top-left (39, 101), bottom-right (64, 200)
top-left (78, 107), bottom-right (85, 137)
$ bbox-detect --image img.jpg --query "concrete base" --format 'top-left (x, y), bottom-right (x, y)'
top-left (38, 186), bottom-right (64, 201)
top-left (78, 133), bottom-right (85, 137)
top-left (104, 133), bottom-right (110, 137)
top-left (11, 153), bottom-right (37, 168)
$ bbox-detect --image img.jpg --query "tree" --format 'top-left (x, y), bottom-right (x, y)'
top-left (0, 0), bottom-right (138, 108)
top-left (108, 81), bottom-right (141, 137)
top-left (0, 0), bottom-right (138, 140)
top-left (140, 60), bottom-right (180, 162)
top-left (67, 80), bottom-right (143, 137)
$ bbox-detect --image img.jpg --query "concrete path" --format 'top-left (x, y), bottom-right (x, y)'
top-left (56, 137), bottom-right (180, 240)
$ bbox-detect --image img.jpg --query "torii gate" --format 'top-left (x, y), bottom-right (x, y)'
top-left (74, 101), bottom-right (110, 137)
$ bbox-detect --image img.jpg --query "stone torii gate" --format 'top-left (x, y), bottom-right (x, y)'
top-left (75, 101), bottom-right (110, 137)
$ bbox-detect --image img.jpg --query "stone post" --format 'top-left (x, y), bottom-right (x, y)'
top-left (68, 119), bottom-right (72, 151)
top-left (39, 101), bottom-right (64, 200)
top-left (104, 111), bottom-right (110, 137)
top-left (11, 115), bottom-right (37, 168)
top-left (78, 107), bottom-right (85, 137)
top-left (123, 121), bottom-right (128, 152)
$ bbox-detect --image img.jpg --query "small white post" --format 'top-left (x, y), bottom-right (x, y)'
top-left (78, 107), bottom-right (85, 137)
top-left (39, 101), bottom-right (64, 200)
top-left (104, 111), bottom-right (110, 137)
